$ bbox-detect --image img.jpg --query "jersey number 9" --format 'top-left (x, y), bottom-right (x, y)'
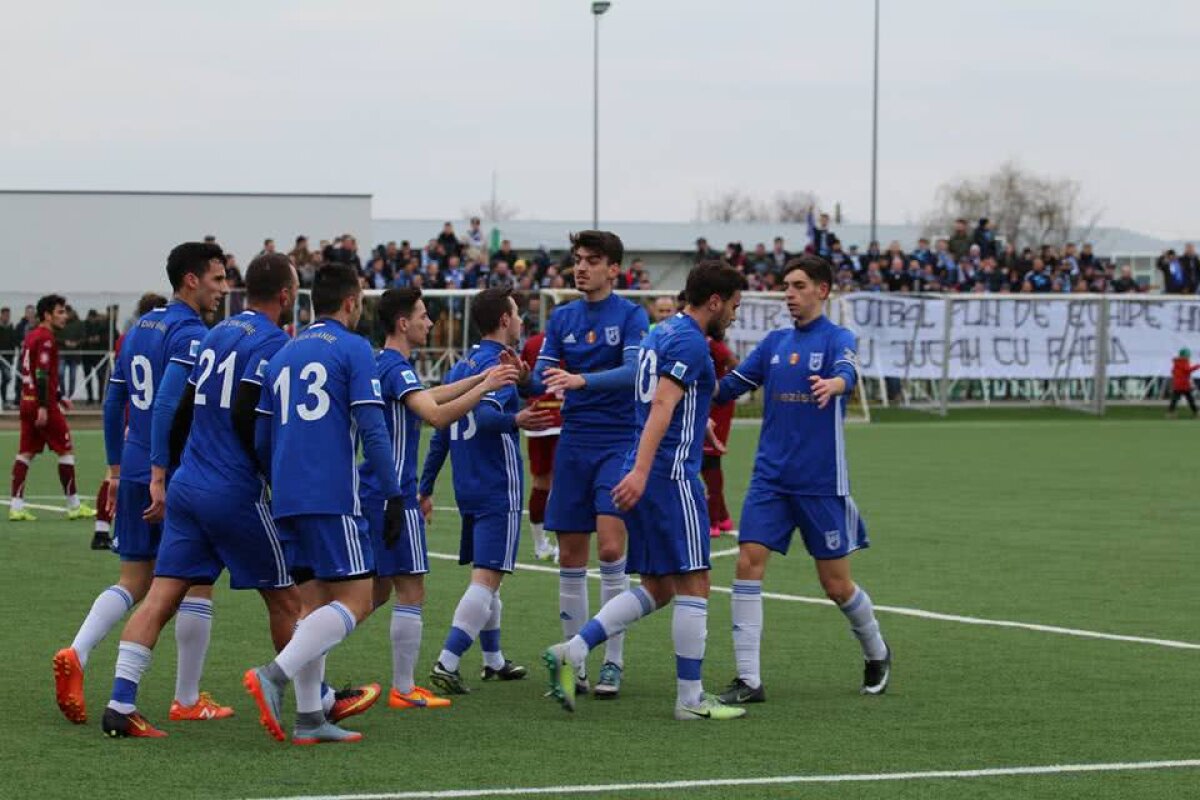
top-left (272, 362), bottom-right (331, 425)
top-left (129, 355), bottom-right (154, 411)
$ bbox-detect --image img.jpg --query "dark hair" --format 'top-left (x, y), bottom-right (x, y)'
top-left (472, 287), bottom-right (515, 335)
top-left (245, 252), bottom-right (295, 303)
top-left (136, 293), bottom-right (168, 317)
top-left (377, 287), bottom-right (424, 333)
top-left (683, 261), bottom-right (747, 307)
top-left (166, 242), bottom-right (226, 290)
top-left (570, 230), bottom-right (624, 266)
top-left (783, 254), bottom-right (835, 289)
top-left (36, 294), bottom-right (66, 321)
top-left (311, 264), bottom-right (362, 315)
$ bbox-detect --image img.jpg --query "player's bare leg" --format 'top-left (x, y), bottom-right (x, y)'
top-left (593, 514), bottom-right (629, 697)
top-left (814, 556), bottom-right (891, 695)
top-left (721, 542), bottom-right (770, 704)
top-left (388, 575), bottom-right (449, 708)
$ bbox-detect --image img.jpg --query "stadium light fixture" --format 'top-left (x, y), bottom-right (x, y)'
top-left (591, 1), bottom-right (612, 228)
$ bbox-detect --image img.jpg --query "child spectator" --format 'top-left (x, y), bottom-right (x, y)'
top-left (1168, 348), bottom-right (1199, 418)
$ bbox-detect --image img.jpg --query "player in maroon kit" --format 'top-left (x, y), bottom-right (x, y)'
top-left (521, 330), bottom-right (562, 561)
top-left (9, 294), bottom-right (95, 522)
top-left (702, 330), bottom-right (738, 538)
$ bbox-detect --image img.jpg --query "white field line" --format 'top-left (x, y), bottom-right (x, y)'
top-left (426, 550), bottom-right (1200, 652)
top-left (7, 495), bottom-right (1194, 652)
top-left (245, 759), bottom-right (1200, 800)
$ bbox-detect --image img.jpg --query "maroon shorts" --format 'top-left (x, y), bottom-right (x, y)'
top-left (19, 408), bottom-right (72, 455)
top-left (527, 435), bottom-right (558, 478)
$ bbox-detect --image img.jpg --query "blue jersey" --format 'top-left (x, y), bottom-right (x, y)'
top-left (109, 301), bottom-right (207, 484)
top-left (441, 340), bottom-right (522, 514)
top-left (537, 293), bottom-right (648, 441)
top-left (173, 310), bottom-right (289, 499)
top-left (359, 348), bottom-right (425, 505)
top-left (256, 318), bottom-right (384, 518)
top-left (629, 313), bottom-right (715, 481)
top-left (717, 315), bottom-right (858, 496)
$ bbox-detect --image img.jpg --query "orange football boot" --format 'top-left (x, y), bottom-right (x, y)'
top-left (389, 685), bottom-right (452, 709)
top-left (328, 682), bottom-right (382, 723)
top-left (52, 648), bottom-right (87, 724)
top-left (169, 692), bottom-right (235, 721)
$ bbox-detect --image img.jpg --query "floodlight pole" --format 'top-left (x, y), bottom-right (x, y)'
top-left (870, 0), bottom-right (880, 244)
top-left (592, 1), bottom-right (611, 230)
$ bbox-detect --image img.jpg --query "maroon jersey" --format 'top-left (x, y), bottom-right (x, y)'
top-left (19, 325), bottom-right (59, 410)
top-left (521, 332), bottom-right (563, 433)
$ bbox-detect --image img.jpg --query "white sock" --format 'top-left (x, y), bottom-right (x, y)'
top-left (480, 591), bottom-right (505, 670)
top-left (67, 494), bottom-right (80, 509)
top-left (559, 567), bottom-right (589, 641)
top-left (272, 602), bottom-right (356, 678)
top-left (391, 604), bottom-right (423, 693)
top-left (437, 582), bottom-right (493, 672)
top-left (95, 521), bottom-right (110, 533)
top-left (320, 664), bottom-right (334, 714)
top-left (294, 651), bottom-right (325, 714)
top-left (673, 595), bottom-right (708, 707)
top-left (567, 585), bottom-right (656, 667)
top-left (108, 641), bottom-right (152, 714)
top-left (839, 586), bottom-right (888, 661)
top-left (71, 585), bottom-right (135, 667)
top-left (10, 496), bottom-right (24, 512)
top-left (731, 579), bottom-right (763, 688)
top-left (598, 558), bottom-right (629, 667)
top-left (174, 597), bottom-right (212, 706)
top-left (531, 522), bottom-right (549, 549)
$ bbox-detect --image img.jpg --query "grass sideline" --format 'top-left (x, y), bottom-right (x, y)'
top-left (1, 420), bottom-right (1197, 799)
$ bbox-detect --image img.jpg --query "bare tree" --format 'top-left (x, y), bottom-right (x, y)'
top-left (465, 197), bottom-right (519, 222)
top-left (924, 161), bottom-right (1100, 249)
top-left (774, 191), bottom-right (820, 223)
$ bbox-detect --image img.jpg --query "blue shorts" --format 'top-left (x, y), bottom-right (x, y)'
top-left (155, 481), bottom-right (291, 590)
top-left (622, 473), bottom-right (710, 577)
top-left (739, 484), bottom-right (869, 560)
top-left (458, 510), bottom-right (521, 573)
top-left (112, 480), bottom-right (161, 562)
top-left (277, 514), bottom-right (374, 582)
top-left (544, 435), bottom-right (628, 533)
top-left (365, 499), bottom-right (428, 578)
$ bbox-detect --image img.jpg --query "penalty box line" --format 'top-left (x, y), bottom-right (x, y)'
top-left (246, 758), bottom-right (1200, 800)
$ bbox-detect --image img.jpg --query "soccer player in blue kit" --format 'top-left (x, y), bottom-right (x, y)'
top-left (544, 262), bottom-right (748, 721)
top-left (532, 230), bottom-right (649, 698)
top-left (244, 264), bottom-right (406, 745)
top-left (99, 253), bottom-right (300, 737)
top-left (716, 255), bottom-right (891, 705)
top-left (419, 288), bottom-right (554, 695)
top-left (54, 242), bottom-right (228, 726)
top-left (358, 287), bottom-right (519, 710)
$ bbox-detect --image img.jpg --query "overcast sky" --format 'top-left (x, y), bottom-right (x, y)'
top-left (3, 0), bottom-right (1198, 238)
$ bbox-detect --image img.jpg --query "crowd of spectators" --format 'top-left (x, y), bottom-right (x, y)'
top-left (705, 213), bottom-right (1150, 295)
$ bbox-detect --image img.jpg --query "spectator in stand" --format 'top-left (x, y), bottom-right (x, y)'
top-left (807, 208), bottom-right (835, 258)
top-left (1027, 258), bottom-right (1052, 292)
top-left (630, 257), bottom-right (649, 288)
top-left (1061, 243), bottom-right (1080, 276)
top-left (910, 238), bottom-right (934, 267)
top-left (225, 253), bottom-right (245, 288)
top-left (289, 235), bottom-right (311, 268)
top-left (998, 242), bottom-right (1019, 273)
top-left (444, 255), bottom-right (465, 288)
top-left (769, 236), bottom-right (790, 272)
top-left (298, 249), bottom-right (322, 288)
top-left (973, 218), bottom-right (997, 259)
top-left (82, 309), bottom-right (108, 404)
top-left (381, 240), bottom-right (402, 274)
top-left (846, 244), bottom-right (864, 275)
top-left (744, 243), bottom-right (770, 276)
top-left (1158, 249), bottom-right (1190, 293)
top-left (1078, 242), bottom-right (1097, 270)
top-left (948, 218), bottom-right (972, 260)
top-left (1180, 244), bottom-right (1200, 292)
top-left (935, 238), bottom-right (958, 285)
top-left (259, 238), bottom-right (276, 256)
top-left (1168, 349), bottom-right (1199, 418)
top-left (488, 260), bottom-right (515, 290)
top-left (724, 242), bottom-right (746, 270)
top-left (367, 256), bottom-right (391, 289)
top-left (865, 269), bottom-right (885, 292)
top-left (865, 240), bottom-right (882, 263)
top-left (437, 221), bottom-right (463, 262)
top-left (1112, 264), bottom-right (1138, 293)
top-left (57, 305), bottom-right (84, 400)
top-left (0, 307), bottom-right (15, 404)
top-left (694, 237), bottom-right (719, 263)
top-left (490, 238), bottom-right (518, 271)
top-left (650, 295), bottom-right (677, 327)
top-left (465, 217), bottom-right (486, 254)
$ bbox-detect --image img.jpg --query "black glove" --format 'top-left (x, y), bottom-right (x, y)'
top-left (383, 496), bottom-right (407, 549)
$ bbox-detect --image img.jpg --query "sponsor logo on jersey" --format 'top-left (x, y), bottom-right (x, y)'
top-left (402, 369), bottom-right (418, 385)
top-left (605, 326), bottom-right (620, 346)
top-left (670, 361), bottom-right (687, 380)
top-left (808, 352), bottom-right (823, 371)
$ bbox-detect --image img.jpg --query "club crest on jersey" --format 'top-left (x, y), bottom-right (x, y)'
top-left (808, 352), bottom-right (824, 371)
top-left (371, 378), bottom-right (382, 398)
top-left (401, 369), bottom-right (418, 385)
top-left (585, 330), bottom-right (597, 344)
top-left (824, 529), bottom-right (841, 550)
top-left (604, 325), bottom-right (620, 346)
top-left (670, 361), bottom-right (687, 380)
top-left (788, 352), bottom-right (799, 366)
top-left (188, 340), bottom-right (200, 358)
